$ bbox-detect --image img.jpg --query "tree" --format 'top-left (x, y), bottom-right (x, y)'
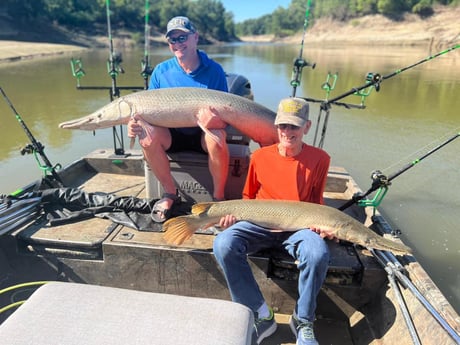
top-left (377, 0), bottom-right (409, 17)
top-left (189, 0), bottom-right (228, 40)
top-left (412, 0), bottom-right (434, 17)
top-left (3, 0), bottom-right (458, 41)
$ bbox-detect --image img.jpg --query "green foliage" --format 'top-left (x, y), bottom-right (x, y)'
top-left (2, 0), bottom-right (458, 40)
top-left (377, 0), bottom-right (406, 17)
top-left (44, 0), bottom-right (104, 27)
top-left (412, 0), bottom-right (434, 17)
top-left (314, 0), bottom-right (355, 19)
top-left (356, 0), bottom-right (379, 15)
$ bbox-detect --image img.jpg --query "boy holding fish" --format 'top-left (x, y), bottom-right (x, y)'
top-left (128, 16), bottom-right (229, 221)
top-left (213, 97), bottom-right (332, 345)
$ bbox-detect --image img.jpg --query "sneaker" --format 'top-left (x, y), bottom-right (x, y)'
top-left (289, 313), bottom-right (318, 345)
top-left (251, 308), bottom-right (277, 345)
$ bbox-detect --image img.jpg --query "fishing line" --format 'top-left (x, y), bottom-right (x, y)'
top-left (304, 44), bottom-right (459, 148)
top-left (379, 128), bottom-right (460, 177)
top-left (326, 44), bottom-right (460, 106)
top-left (339, 131), bottom-right (460, 211)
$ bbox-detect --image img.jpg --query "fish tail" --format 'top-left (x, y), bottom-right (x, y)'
top-left (191, 202), bottom-right (214, 216)
top-left (163, 215), bottom-right (202, 245)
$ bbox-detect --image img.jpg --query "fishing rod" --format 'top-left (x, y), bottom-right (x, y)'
top-left (310, 72), bottom-right (368, 148)
top-left (140, 0), bottom-right (153, 89)
top-left (69, 1), bottom-right (144, 156)
top-left (317, 44), bottom-right (459, 107)
top-left (339, 132), bottom-right (460, 211)
top-left (290, 0), bottom-right (315, 97)
top-left (106, 0), bottom-right (123, 100)
top-left (304, 44), bottom-right (459, 148)
top-left (69, 0), bottom-right (144, 93)
top-left (371, 246), bottom-right (460, 344)
top-left (370, 247), bottom-right (421, 344)
top-left (105, 0), bottom-right (128, 156)
top-left (0, 87), bottom-right (64, 189)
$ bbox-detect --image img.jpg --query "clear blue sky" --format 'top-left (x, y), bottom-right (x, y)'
top-left (220, 0), bottom-right (292, 23)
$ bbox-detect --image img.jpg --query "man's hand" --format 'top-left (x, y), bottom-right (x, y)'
top-left (196, 107), bottom-right (227, 129)
top-left (218, 214), bottom-right (237, 229)
top-left (127, 116), bottom-right (145, 139)
top-left (311, 227), bottom-right (339, 242)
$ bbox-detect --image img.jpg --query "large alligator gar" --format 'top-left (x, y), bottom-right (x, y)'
top-left (163, 199), bottom-right (412, 255)
top-left (59, 88), bottom-right (279, 147)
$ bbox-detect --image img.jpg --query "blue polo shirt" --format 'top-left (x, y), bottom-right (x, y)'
top-left (149, 50), bottom-right (228, 135)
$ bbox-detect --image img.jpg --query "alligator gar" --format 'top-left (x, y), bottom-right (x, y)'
top-left (163, 199), bottom-right (412, 255)
top-left (59, 88), bottom-right (279, 147)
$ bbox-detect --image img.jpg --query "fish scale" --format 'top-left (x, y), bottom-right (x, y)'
top-left (59, 87), bottom-right (279, 147)
top-left (163, 199), bottom-right (412, 255)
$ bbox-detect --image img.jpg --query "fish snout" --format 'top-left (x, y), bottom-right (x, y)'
top-left (59, 116), bottom-right (95, 130)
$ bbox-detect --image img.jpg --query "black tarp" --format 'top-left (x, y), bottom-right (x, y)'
top-left (1, 188), bottom-right (190, 232)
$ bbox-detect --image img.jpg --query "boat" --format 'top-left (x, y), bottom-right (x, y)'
top-left (0, 74), bottom-right (459, 345)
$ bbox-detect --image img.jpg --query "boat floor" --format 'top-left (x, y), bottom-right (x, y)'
top-left (4, 150), bottom-right (459, 344)
top-left (5, 154), bottom-right (361, 344)
top-left (269, 314), bottom-right (351, 345)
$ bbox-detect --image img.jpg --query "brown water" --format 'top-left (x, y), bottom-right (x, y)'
top-left (0, 43), bottom-right (459, 313)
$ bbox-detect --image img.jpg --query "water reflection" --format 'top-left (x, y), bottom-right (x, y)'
top-left (0, 43), bottom-right (459, 312)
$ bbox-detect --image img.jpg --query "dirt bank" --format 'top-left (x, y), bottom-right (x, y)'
top-left (0, 41), bottom-right (86, 63)
top-left (0, 6), bottom-right (458, 64)
top-left (243, 6), bottom-right (459, 50)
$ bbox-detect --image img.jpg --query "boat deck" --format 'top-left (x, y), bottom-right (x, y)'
top-left (1, 149), bottom-right (459, 344)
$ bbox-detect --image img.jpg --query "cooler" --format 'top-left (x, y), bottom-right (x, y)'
top-left (145, 144), bottom-right (250, 202)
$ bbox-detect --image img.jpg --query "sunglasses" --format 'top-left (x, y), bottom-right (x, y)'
top-left (277, 124), bottom-right (301, 130)
top-left (167, 34), bottom-right (190, 45)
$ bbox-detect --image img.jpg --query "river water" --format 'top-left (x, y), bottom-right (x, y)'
top-left (0, 43), bottom-right (459, 312)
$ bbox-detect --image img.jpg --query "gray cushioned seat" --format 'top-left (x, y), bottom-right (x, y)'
top-left (0, 282), bottom-right (253, 345)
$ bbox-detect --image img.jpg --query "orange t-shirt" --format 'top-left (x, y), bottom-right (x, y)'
top-left (242, 143), bottom-right (330, 204)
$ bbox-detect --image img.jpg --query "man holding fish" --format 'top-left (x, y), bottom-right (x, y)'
top-left (127, 16), bottom-right (230, 222)
top-left (213, 98), bottom-right (332, 345)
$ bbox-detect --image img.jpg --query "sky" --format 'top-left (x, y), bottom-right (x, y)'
top-left (219, 0), bottom-right (292, 23)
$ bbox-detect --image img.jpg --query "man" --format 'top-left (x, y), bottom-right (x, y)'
top-left (128, 16), bottom-right (229, 222)
top-left (213, 97), bottom-right (334, 345)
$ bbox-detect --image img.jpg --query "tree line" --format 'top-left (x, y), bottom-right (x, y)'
top-left (2, 0), bottom-right (458, 41)
top-left (235, 0), bottom-right (459, 37)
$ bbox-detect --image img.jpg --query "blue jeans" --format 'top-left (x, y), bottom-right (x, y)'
top-left (213, 221), bottom-right (329, 322)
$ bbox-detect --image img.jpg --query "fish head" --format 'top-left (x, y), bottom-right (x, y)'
top-left (341, 220), bottom-right (412, 255)
top-left (59, 98), bottom-right (133, 130)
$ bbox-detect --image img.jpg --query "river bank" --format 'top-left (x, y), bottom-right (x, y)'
top-left (0, 6), bottom-right (458, 64)
top-left (242, 5), bottom-right (459, 49)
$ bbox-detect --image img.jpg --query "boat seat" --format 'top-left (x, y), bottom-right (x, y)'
top-left (0, 281), bottom-right (254, 345)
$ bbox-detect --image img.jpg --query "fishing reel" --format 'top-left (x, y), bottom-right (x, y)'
top-left (370, 170), bottom-right (390, 189)
top-left (290, 57), bottom-right (316, 88)
top-left (20, 143), bottom-right (42, 156)
top-left (351, 170), bottom-right (391, 211)
top-left (141, 59), bottom-right (153, 80)
top-left (366, 72), bottom-right (382, 91)
top-left (107, 51), bottom-right (125, 78)
top-left (352, 73), bottom-right (381, 106)
top-left (293, 57), bottom-right (316, 70)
